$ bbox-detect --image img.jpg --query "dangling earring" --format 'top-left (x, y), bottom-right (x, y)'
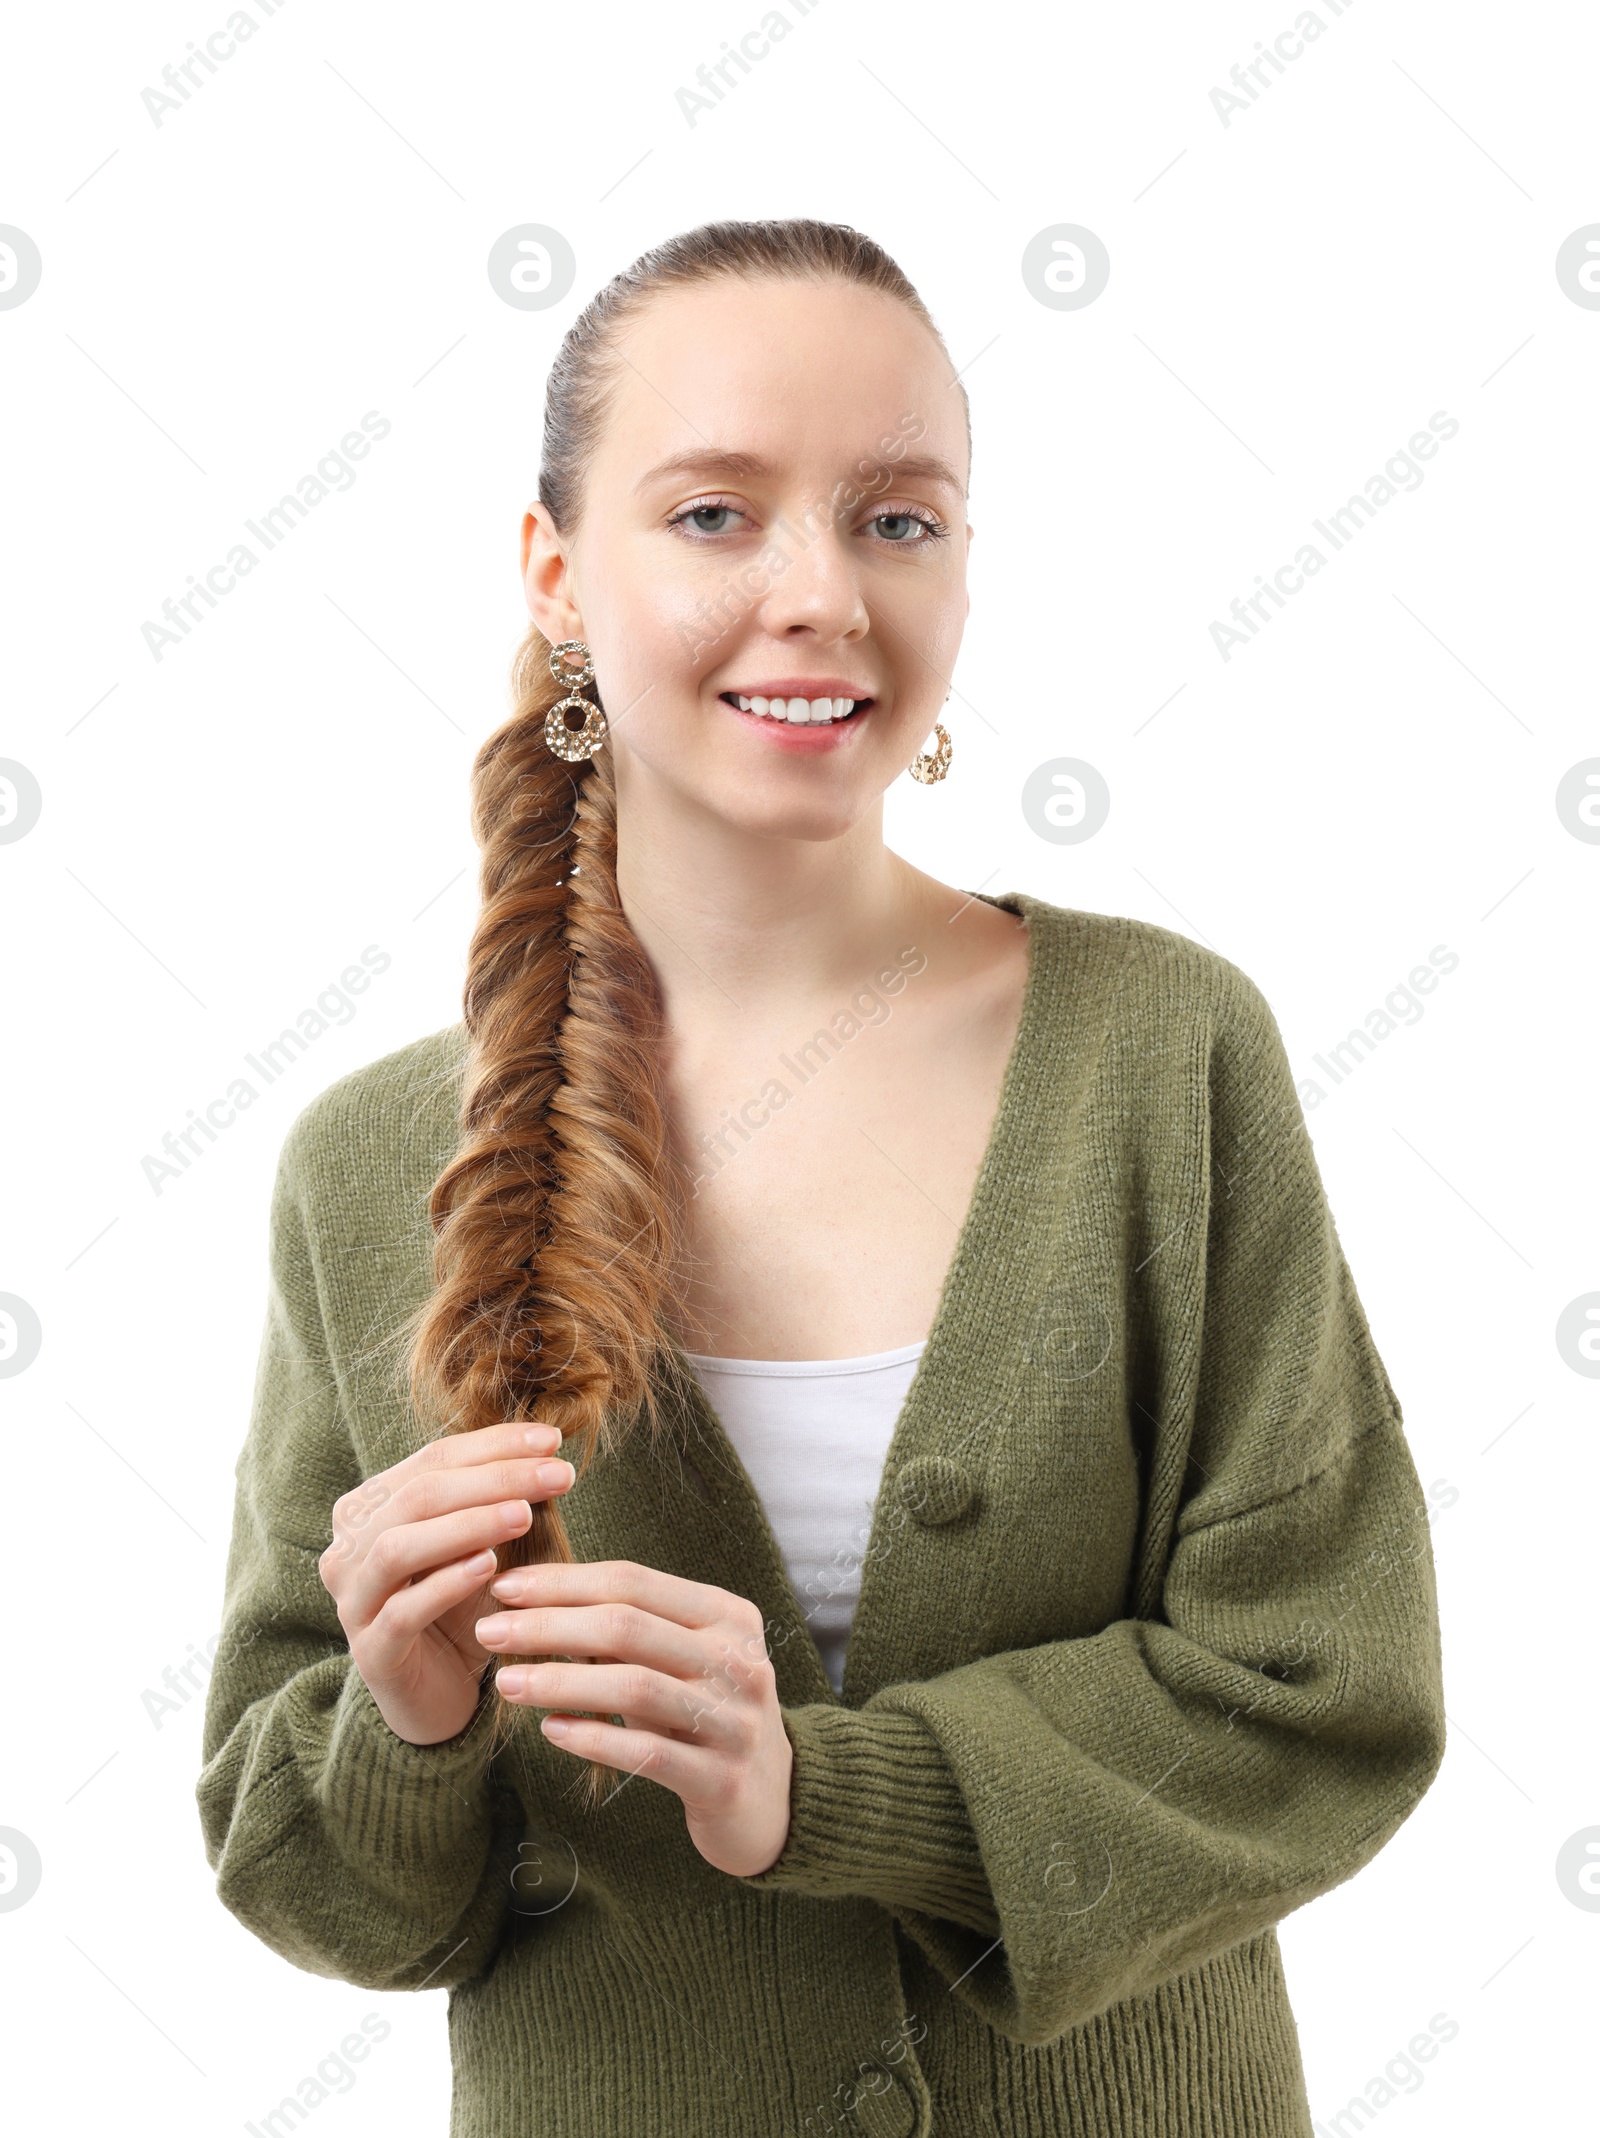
top-left (544, 639), bottom-right (608, 762)
top-left (909, 688), bottom-right (954, 784)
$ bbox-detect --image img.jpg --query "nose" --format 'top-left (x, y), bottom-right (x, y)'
top-left (753, 497), bottom-right (871, 642)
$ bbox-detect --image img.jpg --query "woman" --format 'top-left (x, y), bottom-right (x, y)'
top-left (198, 219), bottom-right (1445, 2138)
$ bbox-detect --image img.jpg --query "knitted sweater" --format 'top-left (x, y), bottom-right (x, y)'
top-left (196, 892), bottom-right (1446, 2138)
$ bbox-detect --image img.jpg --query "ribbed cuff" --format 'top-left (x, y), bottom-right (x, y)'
top-left (740, 1704), bottom-right (999, 1933)
top-left (317, 1666), bottom-right (500, 1876)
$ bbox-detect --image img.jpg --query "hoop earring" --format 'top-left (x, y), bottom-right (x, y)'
top-left (544, 639), bottom-right (608, 762)
top-left (909, 690), bottom-right (954, 784)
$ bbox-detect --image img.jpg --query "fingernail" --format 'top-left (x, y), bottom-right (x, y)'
top-left (476, 1616), bottom-right (509, 1643)
top-left (496, 1668), bottom-right (529, 1697)
top-left (522, 1424), bottom-right (562, 1450)
top-left (536, 1460), bottom-right (575, 1490)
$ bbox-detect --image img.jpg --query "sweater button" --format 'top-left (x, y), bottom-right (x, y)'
top-left (896, 1454), bottom-right (977, 1526)
top-left (853, 2062), bottom-right (917, 2137)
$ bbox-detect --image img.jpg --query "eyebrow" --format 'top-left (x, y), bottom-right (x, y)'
top-left (634, 447), bottom-right (966, 498)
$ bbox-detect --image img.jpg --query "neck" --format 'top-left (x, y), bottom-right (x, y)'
top-left (611, 773), bottom-right (938, 1026)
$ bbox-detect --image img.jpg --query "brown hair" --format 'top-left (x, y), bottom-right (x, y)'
top-left (402, 219), bottom-right (966, 1785)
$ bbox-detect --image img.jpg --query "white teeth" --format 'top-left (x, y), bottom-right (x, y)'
top-left (729, 693), bottom-right (863, 721)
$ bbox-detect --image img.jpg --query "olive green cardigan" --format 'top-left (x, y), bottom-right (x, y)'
top-left (196, 893), bottom-right (1446, 2138)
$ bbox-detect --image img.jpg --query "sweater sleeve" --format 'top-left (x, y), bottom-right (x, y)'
top-left (195, 1118), bottom-right (514, 1992)
top-left (741, 968), bottom-right (1447, 2047)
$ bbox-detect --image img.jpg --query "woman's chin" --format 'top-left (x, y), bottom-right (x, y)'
top-left (618, 747), bottom-right (879, 843)
top-left (710, 789), bottom-right (871, 844)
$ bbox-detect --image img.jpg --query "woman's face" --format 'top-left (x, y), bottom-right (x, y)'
top-left (521, 275), bottom-right (972, 844)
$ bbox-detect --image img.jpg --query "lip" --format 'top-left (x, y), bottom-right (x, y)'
top-left (719, 694), bottom-right (870, 752)
top-left (722, 678), bottom-right (873, 700)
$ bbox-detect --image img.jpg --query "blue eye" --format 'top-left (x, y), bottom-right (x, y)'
top-left (872, 512), bottom-right (937, 543)
top-left (668, 498), bottom-right (752, 539)
top-left (667, 498), bottom-right (949, 544)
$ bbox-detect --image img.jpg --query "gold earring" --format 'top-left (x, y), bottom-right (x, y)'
top-left (909, 690), bottom-right (953, 784)
top-left (544, 639), bottom-right (608, 762)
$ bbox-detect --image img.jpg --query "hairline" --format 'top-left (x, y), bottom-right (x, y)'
top-left (554, 265), bottom-right (973, 532)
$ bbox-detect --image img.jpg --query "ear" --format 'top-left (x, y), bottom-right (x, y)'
top-left (522, 503), bottom-right (583, 642)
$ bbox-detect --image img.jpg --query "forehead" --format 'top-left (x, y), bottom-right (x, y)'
top-left (591, 275), bottom-right (968, 492)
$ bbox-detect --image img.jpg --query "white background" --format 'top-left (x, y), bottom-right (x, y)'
top-left (2, 1), bottom-right (1594, 2131)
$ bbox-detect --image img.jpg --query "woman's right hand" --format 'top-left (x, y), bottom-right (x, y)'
top-left (317, 1421), bottom-right (575, 1747)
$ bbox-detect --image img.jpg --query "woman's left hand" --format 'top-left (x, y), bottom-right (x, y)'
top-left (476, 1560), bottom-right (793, 1878)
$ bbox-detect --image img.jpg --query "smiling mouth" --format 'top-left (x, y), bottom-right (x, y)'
top-left (719, 692), bottom-right (872, 725)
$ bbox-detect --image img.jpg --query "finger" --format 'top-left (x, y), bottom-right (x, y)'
top-left (523, 1708), bottom-right (712, 1794)
top-left (329, 1424), bottom-right (564, 1544)
top-left (400, 1420), bottom-right (566, 1479)
top-left (486, 1557), bottom-right (738, 1634)
top-left (360, 1548), bottom-right (499, 1676)
top-left (492, 1660), bottom-right (732, 1740)
top-left (330, 1457), bottom-right (572, 1598)
top-left (381, 1454), bottom-right (578, 1531)
top-left (340, 1499), bottom-right (544, 1627)
top-left (474, 1600), bottom-right (705, 1679)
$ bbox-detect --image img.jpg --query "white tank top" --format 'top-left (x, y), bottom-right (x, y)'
top-left (682, 1340), bottom-right (927, 1694)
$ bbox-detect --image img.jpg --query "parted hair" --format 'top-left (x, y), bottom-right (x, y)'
top-left (400, 218), bottom-right (957, 1776)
